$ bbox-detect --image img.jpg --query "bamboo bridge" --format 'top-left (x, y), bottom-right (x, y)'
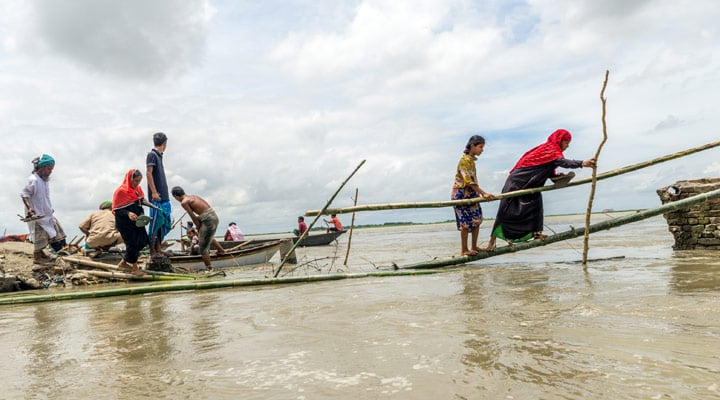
top-left (304, 140), bottom-right (720, 269)
top-left (2, 141), bottom-right (718, 305)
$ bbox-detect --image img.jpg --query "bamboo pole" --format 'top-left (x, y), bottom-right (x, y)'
top-left (0, 268), bottom-right (449, 305)
top-left (343, 188), bottom-right (359, 266)
top-left (63, 256), bottom-right (122, 271)
top-left (306, 140), bottom-right (720, 216)
top-left (82, 270), bottom-right (194, 281)
top-left (62, 256), bottom-right (199, 279)
top-left (225, 239), bottom-right (255, 252)
top-left (583, 70), bottom-right (610, 267)
top-left (274, 160), bottom-right (366, 277)
top-left (401, 188), bottom-right (720, 270)
top-left (171, 211), bottom-right (188, 230)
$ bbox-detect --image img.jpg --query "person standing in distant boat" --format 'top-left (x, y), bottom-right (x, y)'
top-left (171, 186), bottom-right (226, 270)
top-left (146, 132), bottom-right (172, 257)
top-left (451, 135), bottom-right (495, 256)
top-left (294, 216), bottom-right (308, 236)
top-left (20, 154), bottom-right (67, 267)
top-left (224, 222), bottom-right (245, 241)
top-left (486, 129), bottom-right (596, 250)
top-left (324, 214), bottom-right (343, 233)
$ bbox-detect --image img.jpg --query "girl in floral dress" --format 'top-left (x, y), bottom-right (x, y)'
top-left (451, 135), bottom-right (495, 256)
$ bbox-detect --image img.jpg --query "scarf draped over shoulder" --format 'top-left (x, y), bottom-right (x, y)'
top-left (112, 169), bottom-right (145, 210)
top-left (511, 129), bottom-right (572, 172)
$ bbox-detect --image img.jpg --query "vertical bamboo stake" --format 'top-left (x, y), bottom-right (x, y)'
top-left (582, 70), bottom-right (610, 268)
top-left (343, 188), bottom-right (359, 266)
top-left (274, 160), bottom-right (366, 277)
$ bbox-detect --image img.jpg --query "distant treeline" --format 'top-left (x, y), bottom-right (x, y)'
top-left (308, 220), bottom-right (450, 231)
top-left (280, 209), bottom-right (639, 236)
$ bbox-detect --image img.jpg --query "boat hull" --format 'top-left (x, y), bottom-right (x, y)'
top-left (293, 231), bottom-right (345, 246)
top-left (169, 239), bottom-right (284, 270)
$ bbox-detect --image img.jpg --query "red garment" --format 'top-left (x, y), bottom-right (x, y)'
top-left (511, 129), bottom-right (572, 172)
top-left (298, 221), bottom-right (308, 235)
top-left (112, 169), bottom-right (145, 210)
top-left (0, 233), bottom-right (28, 242)
top-left (331, 217), bottom-right (343, 231)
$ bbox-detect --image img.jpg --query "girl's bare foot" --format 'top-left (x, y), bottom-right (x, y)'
top-left (461, 250), bottom-right (479, 256)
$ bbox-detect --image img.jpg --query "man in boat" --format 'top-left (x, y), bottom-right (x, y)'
top-left (294, 216), bottom-right (308, 236)
top-left (224, 222), bottom-right (245, 241)
top-left (146, 132), bottom-right (173, 258)
top-left (78, 200), bottom-right (123, 256)
top-left (20, 154), bottom-right (67, 267)
top-left (323, 214), bottom-right (343, 233)
top-left (170, 186), bottom-right (226, 269)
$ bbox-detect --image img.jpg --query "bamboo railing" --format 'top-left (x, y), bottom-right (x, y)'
top-left (0, 269), bottom-right (449, 305)
top-left (305, 140), bottom-right (720, 216)
top-left (400, 187), bottom-right (720, 270)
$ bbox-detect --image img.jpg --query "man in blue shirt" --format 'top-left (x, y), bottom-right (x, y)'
top-left (146, 132), bottom-right (172, 257)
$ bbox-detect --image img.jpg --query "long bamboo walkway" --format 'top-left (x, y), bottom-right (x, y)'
top-left (400, 188), bottom-right (720, 269)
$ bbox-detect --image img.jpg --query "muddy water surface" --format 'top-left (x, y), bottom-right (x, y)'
top-left (1, 215), bottom-right (719, 399)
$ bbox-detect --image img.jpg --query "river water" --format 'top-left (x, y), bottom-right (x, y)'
top-left (1, 214), bottom-right (719, 399)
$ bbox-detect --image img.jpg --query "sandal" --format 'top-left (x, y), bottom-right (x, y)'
top-left (117, 263), bottom-right (131, 272)
top-left (549, 171), bottom-right (575, 187)
top-left (118, 262), bottom-right (146, 277)
top-left (532, 232), bottom-right (548, 240)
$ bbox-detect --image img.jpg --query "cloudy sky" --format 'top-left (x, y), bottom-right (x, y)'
top-left (2, 0), bottom-right (719, 239)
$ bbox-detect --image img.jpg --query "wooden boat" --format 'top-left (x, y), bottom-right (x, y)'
top-left (293, 230), bottom-right (345, 246)
top-left (169, 239), bottom-right (286, 270)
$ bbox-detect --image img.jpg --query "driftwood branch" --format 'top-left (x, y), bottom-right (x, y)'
top-left (582, 70), bottom-right (610, 267)
top-left (343, 188), bottom-right (358, 266)
top-left (305, 140), bottom-right (720, 216)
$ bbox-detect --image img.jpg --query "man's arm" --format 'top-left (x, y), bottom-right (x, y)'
top-left (20, 179), bottom-right (35, 215)
top-left (182, 201), bottom-right (200, 227)
top-left (21, 196), bottom-right (34, 216)
top-left (146, 165), bottom-right (159, 201)
top-left (78, 214), bottom-right (92, 235)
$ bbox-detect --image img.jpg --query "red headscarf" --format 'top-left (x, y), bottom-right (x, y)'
top-left (510, 129), bottom-right (572, 172)
top-left (112, 169), bottom-right (145, 210)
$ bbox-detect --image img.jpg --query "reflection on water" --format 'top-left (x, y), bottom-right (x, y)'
top-left (669, 253), bottom-right (720, 292)
top-left (2, 216), bottom-right (720, 399)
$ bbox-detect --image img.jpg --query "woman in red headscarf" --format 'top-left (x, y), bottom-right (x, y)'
top-left (486, 129), bottom-right (596, 250)
top-left (112, 169), bottom-right (150, 276)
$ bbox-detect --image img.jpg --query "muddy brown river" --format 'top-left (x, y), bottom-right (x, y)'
top-left (1, 214), bottom-right (719, 399)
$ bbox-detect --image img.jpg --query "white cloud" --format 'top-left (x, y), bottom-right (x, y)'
top-left (1, 0), bottom-right (720, 240)
top-left (21, 0), bottom-right (215, 80)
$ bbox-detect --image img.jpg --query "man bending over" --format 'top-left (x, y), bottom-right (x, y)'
top-left (171, 186), bottom-right (226, 269)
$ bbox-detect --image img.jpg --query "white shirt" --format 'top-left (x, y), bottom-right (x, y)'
top-left (20, 173), bottom-right (57, 237)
